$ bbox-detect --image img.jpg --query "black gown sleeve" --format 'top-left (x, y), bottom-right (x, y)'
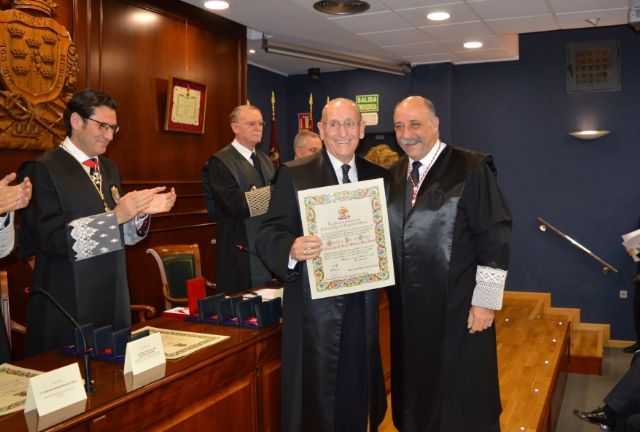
top-left (463, 159), bottom-right (512, 270)
top-left (255, 166), bottom-right (300, 282)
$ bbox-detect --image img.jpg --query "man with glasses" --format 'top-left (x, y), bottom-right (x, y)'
top-left (386, 96), bottom-right (511, 432)
top-left (256, 98), bottom-right (388, 432)
top-left (206, 104), bottom-right (275, 293)
top-left (19, 89), bottom-right (176, 356)
top-left (293, 130), bottom-right (323, 159)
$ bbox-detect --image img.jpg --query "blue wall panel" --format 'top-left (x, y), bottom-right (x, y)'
top-left (248, 25), bottom-right (640, 339)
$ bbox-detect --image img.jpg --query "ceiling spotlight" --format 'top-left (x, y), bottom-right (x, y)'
top-left (313, 1), bottom-right (370, 15)
top-left (427, 11), bottom-right (450, 21)
top-left (204, 1), bottom-right (230, 10)
top-left (463, 41), bottom-right (483, 49)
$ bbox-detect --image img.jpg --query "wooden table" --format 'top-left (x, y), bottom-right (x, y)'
top-left (0, 317), bottom-right (282, 431)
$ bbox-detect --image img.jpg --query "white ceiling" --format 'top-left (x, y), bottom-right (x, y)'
top-left (179, 0), bottom-right (632, 76)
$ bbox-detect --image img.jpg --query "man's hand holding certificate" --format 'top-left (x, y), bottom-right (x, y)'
top-left (297, 178), bottom-right (394, 299)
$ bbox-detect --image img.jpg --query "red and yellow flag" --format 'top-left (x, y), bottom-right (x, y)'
top-left (269, 91), bottom-right (280, 168)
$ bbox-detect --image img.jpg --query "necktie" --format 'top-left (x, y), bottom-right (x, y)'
top-left (406, 160), bottom-right (422, 213)
top-left (82, 157), bottom-right (101, 190)
top-left (341, 164), bottom-right (351, 184)
top-left (410, 161), bottom-right (422, 184)
top-left (251, 152), bottom-right (265, 186)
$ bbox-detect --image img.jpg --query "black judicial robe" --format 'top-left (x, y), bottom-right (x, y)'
top-left (387, 146), bottom-right (511, 432)
top-left (256, 150), bottom-right (388, 432)
top-left (207, 144), bottom-right (275, 293)
top-left (19, 147), bottom-right (132, 356)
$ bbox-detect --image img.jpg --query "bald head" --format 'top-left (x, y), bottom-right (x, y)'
top-left (318, 98), bottom-right (365, 163)
top-left (393, 95), bottom-right (440, 161)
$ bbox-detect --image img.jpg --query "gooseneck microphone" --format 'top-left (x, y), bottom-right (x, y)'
top-left (26, 287), bottom-right (95, 394)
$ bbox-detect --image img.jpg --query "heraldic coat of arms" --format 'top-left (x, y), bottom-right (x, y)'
top-left (0, 0), bottom-right (78, 150)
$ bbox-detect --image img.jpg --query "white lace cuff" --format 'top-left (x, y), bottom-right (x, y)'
top-left (69, 212), bottom-right (122, 261)
top-left (471, 265), bottom-right (507, 310)
top-left (0, 212), bottom-right (14, 258)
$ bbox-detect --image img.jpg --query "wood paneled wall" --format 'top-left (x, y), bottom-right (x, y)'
top-left (0, 0), bottom-right (247, 358)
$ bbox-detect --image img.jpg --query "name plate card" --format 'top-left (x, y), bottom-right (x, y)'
top-left (23, 363), bottom-right (87, 431)
top-left (124, 332), bottom-right (166, 391)
top-left (298, 178), bottom-right (395, 299)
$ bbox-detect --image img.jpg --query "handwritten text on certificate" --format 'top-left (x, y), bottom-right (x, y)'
top-left (298, 178), bottom-right (394, 299)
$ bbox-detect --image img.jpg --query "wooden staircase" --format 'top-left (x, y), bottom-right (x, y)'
top-left (500, 291), bottom-right (608, 375)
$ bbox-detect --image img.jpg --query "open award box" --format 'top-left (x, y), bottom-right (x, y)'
top-left (173, 277), bottom-right (282, 328)
top-left (58, 325), bottom-right (151, 364)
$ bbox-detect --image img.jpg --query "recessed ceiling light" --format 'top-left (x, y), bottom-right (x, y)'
top-left (427, 11), bottom-right (450, 21)
top-left (204, 1), bottom-right (229, 10)
top-left (463, 41), bottom-right (483, 49)
top-left (249, 49), bottom-right (256, 54)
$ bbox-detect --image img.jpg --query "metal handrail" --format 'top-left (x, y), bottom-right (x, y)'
top-left (537, 217), bottom-right (618, 275)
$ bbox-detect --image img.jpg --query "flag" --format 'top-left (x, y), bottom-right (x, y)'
top-left (269, 91), bottom-right (281, 168)
top-left (309, 93), bottom-right (314, 131)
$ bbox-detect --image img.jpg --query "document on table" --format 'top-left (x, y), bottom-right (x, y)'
top-left (0, 364), bottom-right (42, 416)
top-left (298, 178), bottom-right (395, 299)
top-left (132, 327), bottom-right (229, 360)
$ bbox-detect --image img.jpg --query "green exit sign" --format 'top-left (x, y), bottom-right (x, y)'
top-left (355, 94), bottom-right (379, 113)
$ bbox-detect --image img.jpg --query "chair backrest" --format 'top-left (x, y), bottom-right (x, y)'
top-left (146, 244), bottom-right (202, 309)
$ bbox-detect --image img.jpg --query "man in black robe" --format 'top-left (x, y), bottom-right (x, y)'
top-left (206, 105), bottom-right (275, 293)
top-left (0, 171), bottom-right (31, 363)
top-left (256, 98), bottom-right (388, 432)
top-left (19, 89), bottom-right (176, 356)
top-left (387, 96), bottom-right (512, 432)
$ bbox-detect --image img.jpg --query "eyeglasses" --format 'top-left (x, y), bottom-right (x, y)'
top-left (323, 119), bottom-right (359, 131)
top-left (84, 116), bottom-right (120, 134)
top-left (235, 121), bottom-right (266, 128)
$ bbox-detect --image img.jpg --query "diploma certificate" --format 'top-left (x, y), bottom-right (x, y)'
top-left (298, 178), bottom-right (394, 299)
top-left (0, 364), bottom-right (41, 416)
top-left (132, 327), bottom-right (229, 360)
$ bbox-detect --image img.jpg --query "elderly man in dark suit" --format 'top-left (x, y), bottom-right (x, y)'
top-left (256, 98), bottom-right (388, 432)
top-left (206, 104), bottom-right (275, 293)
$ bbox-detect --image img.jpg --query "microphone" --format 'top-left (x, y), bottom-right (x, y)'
top-left (26, 287), bottom-right (95, 394)
top-left (236, 244), bottom-right (259, 256)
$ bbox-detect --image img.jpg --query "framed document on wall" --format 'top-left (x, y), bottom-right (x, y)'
top-left (164, 77), bottom-right (207, 134)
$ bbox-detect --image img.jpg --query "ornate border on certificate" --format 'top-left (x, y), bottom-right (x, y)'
top-left (163, 77), bottom-right (207, 134)
top-left (0, 364), bottom-right (42, 415)
top-left (133, 327), bottom-right (229, 360)
top-left (298, 178), bottom-right (395, 299)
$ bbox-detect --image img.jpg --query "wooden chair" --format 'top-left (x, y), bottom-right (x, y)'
top-left (130, 304), bottom-right (157, 323)
top-left (146, 244), bottom-right (216, 309)
top-left (1, 270), bottom-right (27, 349)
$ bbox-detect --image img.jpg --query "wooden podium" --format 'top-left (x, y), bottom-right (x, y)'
top-left (0, 317), bottom-right (282, 431)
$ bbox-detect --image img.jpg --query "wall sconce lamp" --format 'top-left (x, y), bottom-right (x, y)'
top-left (262, 36), bottom-right (412, 76)
top-left (569, 129), bottom-right (610, 140)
